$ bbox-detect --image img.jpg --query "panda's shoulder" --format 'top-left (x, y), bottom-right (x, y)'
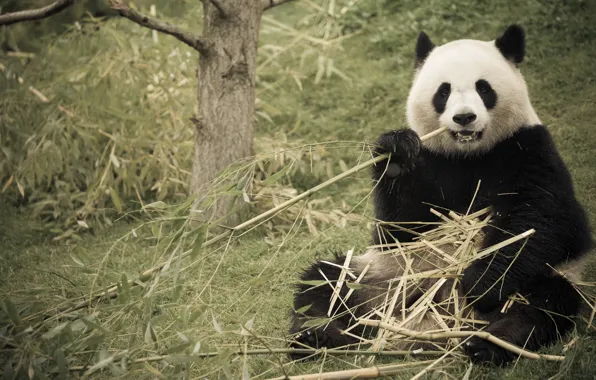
top-left (495, 124), bottom-right (571, 179)
top-left (497, 124), bottom-right (555, 154)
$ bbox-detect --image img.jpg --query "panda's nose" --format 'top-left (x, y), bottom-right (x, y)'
top-left (452, 113), bottom-right (477, 126)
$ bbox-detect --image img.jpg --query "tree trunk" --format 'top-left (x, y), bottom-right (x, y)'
top-left (191, 0), bottom-right (261, 219)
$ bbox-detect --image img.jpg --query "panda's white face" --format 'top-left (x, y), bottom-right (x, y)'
top-left (406, 27), bottom-right (541, 155)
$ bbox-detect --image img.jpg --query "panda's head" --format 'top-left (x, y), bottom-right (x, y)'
top-left (406, 25), bottom-right (541, 155)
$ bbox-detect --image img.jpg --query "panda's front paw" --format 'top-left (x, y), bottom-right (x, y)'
top-left (373, 129), bottom-right (421, 177)
top-left (464, 337), bottom-right (514, 366)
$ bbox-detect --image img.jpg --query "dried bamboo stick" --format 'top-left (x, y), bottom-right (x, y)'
top-left (359, 319), bottom-right (565, 361)
top-left (68, 349), bottom-right (445, 371)
top-left (265, 359), bottom-right (437, 380)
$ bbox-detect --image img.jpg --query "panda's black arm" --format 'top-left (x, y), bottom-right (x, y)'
top-left (462, 126), bottom-right (593, 313)
top-left (371, 129), bottom-right (443, 245)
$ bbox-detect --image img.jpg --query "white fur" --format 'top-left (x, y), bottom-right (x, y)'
top-left (407, 39), bottom-right (541, 155)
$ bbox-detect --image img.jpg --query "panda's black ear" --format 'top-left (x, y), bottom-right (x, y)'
top-left (495, 24), bottom-right (525, 64)
top-left (415, 31), bottom-right (435, 67)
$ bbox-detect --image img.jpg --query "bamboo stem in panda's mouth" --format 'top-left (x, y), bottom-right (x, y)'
top-left (419, 126), bottom-right (449, 143)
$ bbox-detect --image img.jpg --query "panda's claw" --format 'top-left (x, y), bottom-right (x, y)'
top-left (288, 328), bottom-right (331, 361)
top-left (374, 129), bottom-right (421, 176)
top-left (463, 336), bottom-right (514, 366)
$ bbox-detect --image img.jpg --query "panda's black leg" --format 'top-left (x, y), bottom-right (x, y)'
top-left (289, 253), bottom-right (364, 360)
top-left (464, 273), bottom-right (580, 366)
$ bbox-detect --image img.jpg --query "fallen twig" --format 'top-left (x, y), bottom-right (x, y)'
top-left (67, 349), bottom-right (445, 371)
top-left (359, 319), bottom-right (565, 361)
top-left (265, 359), bottom-right (437, 380)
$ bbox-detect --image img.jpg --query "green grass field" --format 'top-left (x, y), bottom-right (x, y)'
top-left (1, 0), bottom-right (596, 378)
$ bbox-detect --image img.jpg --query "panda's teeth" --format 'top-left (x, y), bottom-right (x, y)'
top-left (455, 132), bottom-right (479, 142)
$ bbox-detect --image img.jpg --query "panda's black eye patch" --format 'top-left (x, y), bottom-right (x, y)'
top-left (432, 82), bottom-right (451, 114)
top-left (475, 79), bottom-right (497, 109)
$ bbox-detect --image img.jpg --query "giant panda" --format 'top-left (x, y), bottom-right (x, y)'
top-left (288, 25), bottom-right (593, 366)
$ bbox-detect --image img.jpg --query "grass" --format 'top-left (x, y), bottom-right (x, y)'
top-left (1, 0), bottom-right (596, 378)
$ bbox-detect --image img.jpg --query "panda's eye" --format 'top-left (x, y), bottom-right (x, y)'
top-left (476, 79), bottom-right (492, 94)
top-left (438, 83), bottom-right (451, 97)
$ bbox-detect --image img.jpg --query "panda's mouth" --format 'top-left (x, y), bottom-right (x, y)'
top-left (450, 130), bottom-right (483, 143)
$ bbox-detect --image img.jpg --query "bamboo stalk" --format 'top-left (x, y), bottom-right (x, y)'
top-left (359, 319), bottom-right (565, 361)
top-left (62, 127), bottom-right (448, 313)
top-left (234, 126), bottom-right (447, 233)
top-left (68, 349), bottom-right (445, 371)
top-left (265, 359), bottom-right (437, 380)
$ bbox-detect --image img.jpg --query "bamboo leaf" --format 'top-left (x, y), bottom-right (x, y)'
top-left (189, 305), bottom-right (207, 323)
top-left (142, 362), bottom-right (164, 378)
top-left (300, 318), bottom-right (329, 328)
top-left (166, 342), bottom-right (192, 354)
top-left (240, 317), bottom-right (255, 336)
top-left (1, 175), bottom-right (14, 193)
top-left (262, 167), bottom-right (288, 185)
top-left (144, 201), bottom-right (168, 210)
top-left (144, 322), bottom-right (157, 344)
top-left (191, 224), bottom-right (208, 261)
top-left (109, 187), bottom-right (123, 213)
top-left (42, 322), bottom-right (68, 340)
top-left (120, 273), bottom-right (131, 296)
top-left (212, 313), bottom-right (222, 334)
top-left (69, 253), bottom-right (85, 267)
top-left (2, 300), bottom-right (20, 326)
top-left (109, 153), bottom-right (120, 168)
top-left (151, 223), bottom-right (161, 239)
top-left (85, 352), bottom-right (116, 376)
top-left (295, 304), bottom-right (312, 315)
top-left (55, 349), bottom-right (67, 378)
top-left (80, 315), bottom-right (108, 333)
top-left (16, 181), bottom-right (24, 198)
top-left (345, 282), bottom-right (364, 290)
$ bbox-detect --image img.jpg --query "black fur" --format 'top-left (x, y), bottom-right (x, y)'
top-left (289, 253), bottom-right (365, 360)
top-left (495, 24), bottom-right (525, 64)
top-left (415, 31), bottom-right (435, 67)
top-left (475, 79), bottom-right (497, 109)
top-left (290, 125), bottom-right (593, 365)
top-left (432, 82), bottom-right (451, 114)
top-left (464, 274), bottom-right (580, 365)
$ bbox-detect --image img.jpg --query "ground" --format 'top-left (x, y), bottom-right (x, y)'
top-left (1, 0), bottom-right (596, 378)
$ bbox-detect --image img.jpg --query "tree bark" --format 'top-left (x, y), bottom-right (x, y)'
top-left (192, 0), bottom-right (261, 219)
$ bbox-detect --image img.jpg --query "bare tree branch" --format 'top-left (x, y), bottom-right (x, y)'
top-left (208, 0), bottom-right (227, 17)
top-left (108, 0), bottom-right (208, 54)
top-left (262, 0), bottom-right (296, 11)
top-left (0, 0), bottom-right (75, 26)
